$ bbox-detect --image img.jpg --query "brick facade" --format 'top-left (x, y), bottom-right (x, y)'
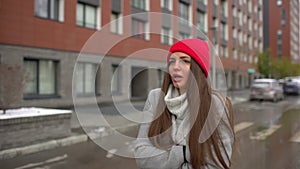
top-left (0, 0), bottom-right (263, 108)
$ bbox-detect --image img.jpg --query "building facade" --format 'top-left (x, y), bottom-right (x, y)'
top-left (263, 0), bottom-right (300, 63)
top-left (290, 0), bottom-right (300, 63)
top-left (0, 0), bottom-right (262, 108)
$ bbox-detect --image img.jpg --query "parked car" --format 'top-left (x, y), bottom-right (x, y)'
top-left (250, 78), bottom-right (284, 102)
top-left (283, 76), bottom-right (300, 95)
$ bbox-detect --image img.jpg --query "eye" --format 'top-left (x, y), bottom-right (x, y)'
top-left (168, 60), bottom-right (175, 65)
top-left (183, 60), bottom-right (191, 64)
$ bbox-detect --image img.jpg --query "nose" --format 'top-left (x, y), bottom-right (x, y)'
top-left (173, 60), bottom-right (181, 71)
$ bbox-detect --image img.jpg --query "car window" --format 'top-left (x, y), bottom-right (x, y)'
top-left (253, 82), bottom-right (270, 88)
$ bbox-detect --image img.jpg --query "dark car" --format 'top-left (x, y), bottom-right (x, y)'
top-left (283, 77), bottom-right (300, 95)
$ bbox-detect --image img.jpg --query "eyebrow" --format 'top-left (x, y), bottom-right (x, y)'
top-left (169, 55), bottom-right (191, 60)
top-left (179, 56), bottom-right (191, 59)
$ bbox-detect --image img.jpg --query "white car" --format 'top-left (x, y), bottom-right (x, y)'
top-left (250, 78), bottom-right (284, 102)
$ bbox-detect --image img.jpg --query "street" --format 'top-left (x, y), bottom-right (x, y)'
top-left (1, 95), bottom-right (300, 169)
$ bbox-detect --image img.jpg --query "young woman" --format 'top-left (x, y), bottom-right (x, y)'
top-left (134, 38), bottom-right (235, 169)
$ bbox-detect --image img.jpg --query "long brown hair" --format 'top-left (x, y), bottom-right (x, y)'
top-left (148, 58), bottom-right (235, 169)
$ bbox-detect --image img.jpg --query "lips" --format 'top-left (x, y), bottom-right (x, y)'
top-left (172, 74), bottom-right (183, 82)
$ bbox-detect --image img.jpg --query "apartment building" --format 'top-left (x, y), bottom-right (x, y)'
top-left (263, 0), bottom-right (300, 63)
top-left (0, 0), bottom-right (262, 108)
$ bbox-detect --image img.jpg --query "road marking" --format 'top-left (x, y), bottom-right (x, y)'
top-left (106, 149), bottom-right (117, 158)
top-left (290, 131), bottom-right (300, 143)
top-left (234, 122), bottom-right (254, 133)
top-left (14, 154), bottom-right (68, 169)
top-left (250, 125), bottom-right (281, 140)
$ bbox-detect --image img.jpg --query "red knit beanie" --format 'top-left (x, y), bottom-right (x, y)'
top-left (167, 38), bottom-right (210, 78)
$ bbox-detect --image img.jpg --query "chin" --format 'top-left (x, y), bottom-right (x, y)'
top-left (173, 84), bottom-right (181, 89)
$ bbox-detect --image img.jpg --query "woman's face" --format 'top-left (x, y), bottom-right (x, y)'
top-left (168, 52), bottom-right (191, 93)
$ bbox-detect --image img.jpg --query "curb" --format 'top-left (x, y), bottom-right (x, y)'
top-left (0, 135), bottom-right (88, 160)
top-left (0, 123), bottom-right (140, 160)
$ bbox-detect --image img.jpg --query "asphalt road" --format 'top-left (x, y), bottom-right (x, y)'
top-left (1, 95), bottom-right (300, 169)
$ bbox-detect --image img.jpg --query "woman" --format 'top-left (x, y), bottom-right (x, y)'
top-left (134, 38), bottom-right (235, 169)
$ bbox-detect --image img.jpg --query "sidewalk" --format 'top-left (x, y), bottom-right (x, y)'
top-left (0, 89), bottom-right (250, 160)
top-left (227, 89), bottom-right (250, 105)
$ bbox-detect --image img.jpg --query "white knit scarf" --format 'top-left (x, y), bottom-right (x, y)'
top-left (164, 85), bottom-right (190, 145)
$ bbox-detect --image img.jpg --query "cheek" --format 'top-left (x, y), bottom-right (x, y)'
top-left (183, 67), bottom-right (191, 76)
top-left (168, 66), bottom-right (173, 73)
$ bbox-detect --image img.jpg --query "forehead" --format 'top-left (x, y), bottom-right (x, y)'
top-left (169, 52), bottom-right (191, 59)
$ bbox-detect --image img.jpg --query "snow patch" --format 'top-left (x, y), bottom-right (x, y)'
top-left (0, 107), bottom-right (72, 120)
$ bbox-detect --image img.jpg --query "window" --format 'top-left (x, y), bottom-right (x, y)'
top-left (24, 59), bottom-right (57, 97)
top-left (233, 28), bottom-right (237, 38)
top-left (211, 19), bottom-right (218, 44)
top-left (233, 48), bottom-right (238, 60)
top-left (161, 27), bottom-right (172, 45)
top-left (76, 63), bottom-right (97, 95)
top-left (178, 1), bottom-right (189, 24)
top-left (132, 19), bottom-right (146, 39)
top-left (233, 6), bottom-right (237, 17)
top-left (281, 9), bottom-right (286, 26)
top-left (77, 2), bottom-right (98, 29)
top-left (220, 46), bottom-right (228, 58)
top-left (247, 0), bottom-right (252, 13)
top-left (131, 0), bottom-right (146, 10)
top-left (179, 32), bottom-right (190, 40)
top-left (248, 18), bottom-right (252, 32)
top-left (238, 31), bottom-right (243, 45)
top-left (277, 30), bottom-right (282, 56)
top-left (197, 10), bottom-right (206, 33)
top-left (258, 8), bottom-right (262, 20)
top-left (221, 23), bottom-right (228, 41)
top-left (111, 64), bottom-right (121, 94)
top-left (35, 0), bottom-right (64, 21)
top-left (221, 0), bottom-right (227, 17)
top-left (161, 0), bottom-right (172, 11)
top-left (248, 53), bottom-right (252, 63)
top-left (248, 38), bottom-right (252, 50)
top-left (243, 33), bottom-right (247, 43)
top-left (198, 0), bottom-right (207, 5)
top-left (111, 12), bottom-right (122, 34)
top-left (238, 11), bottom-right (243, 25)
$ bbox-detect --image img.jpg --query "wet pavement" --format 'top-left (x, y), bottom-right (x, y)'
top-left (231, 96), bottom-right (300, 169)
top-left (1, 94), bottom-right (300, 169)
